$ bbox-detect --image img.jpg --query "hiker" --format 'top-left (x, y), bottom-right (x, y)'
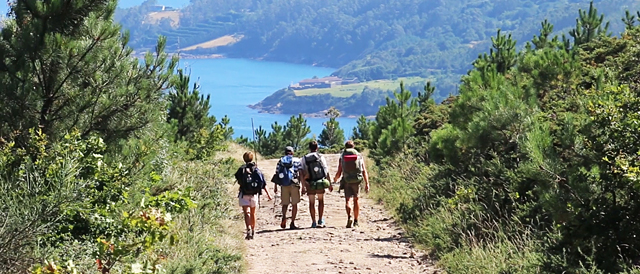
top-left (333, 140), bottom-right (369, 228)
top-left (272, 146), bottom-right (302, 229)
top-left (300, 140), bottom-right (333, 228)
top-left (235, 151), bottom-right (272, 240)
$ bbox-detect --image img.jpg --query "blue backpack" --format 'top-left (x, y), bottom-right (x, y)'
top-left (276, 155), bottom-right (295, 186)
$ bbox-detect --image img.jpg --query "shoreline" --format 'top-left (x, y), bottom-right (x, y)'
top-left (132, 52), bottom-right (225, 59)
top-left (247, 104), bottom-right (373, 119)
top-left (131, 51), bottom-right (337, 69)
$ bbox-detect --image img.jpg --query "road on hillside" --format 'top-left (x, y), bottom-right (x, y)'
top-left (244, 154), bottom-right (438, 274)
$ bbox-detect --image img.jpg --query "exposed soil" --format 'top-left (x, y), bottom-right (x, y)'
top-left (242, 154), bottom-right (439, 274)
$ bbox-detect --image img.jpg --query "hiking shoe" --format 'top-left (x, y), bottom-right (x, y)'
top-left (318, 219), bottom-right (325, 227)
top-left (311, 221), bottom-right (317, 228)
top-left (290, 222), bottom-right (299, 230)
top-left (245, 229), bottom-right (252, 240)
top-left (280, 218), bottom-right (287, 229)
top-left (251, 229), bottom-right (255, 239)
top-left (346, 218), bottom-right (353, 228)
top-left (353, 220), bottom-right (359, 227)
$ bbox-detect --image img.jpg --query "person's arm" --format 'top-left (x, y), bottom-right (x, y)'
top-left (334, 160), bottom-right (343, 183)
top-left (321, 156), bottom-right (332, 182)
top-left (273, 161), bottom-right (279, 194)
top-left (234, 168), bottom-right (245, 195)
top-left (321, 156), bottom-right (333, 192)
top-left (299, 161), bottom-right (308, 194)
top-left (362, 158), bottom-right (370, 193)
top-left (258, 170), bottom-right (272, 200)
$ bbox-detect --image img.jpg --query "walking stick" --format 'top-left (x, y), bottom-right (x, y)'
top-left (251, 118), bottom-right (261, 209)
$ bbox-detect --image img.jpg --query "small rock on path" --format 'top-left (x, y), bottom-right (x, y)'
top-left (243, 154), bottom-right (438, 274)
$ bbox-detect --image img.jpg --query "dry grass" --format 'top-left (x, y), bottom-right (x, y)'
top-left (160, 150), bottom-right (248, 273)
top-left (214, 142), bottom-right (263, 162)
top-left (181, 35), bottom-right (244, 51)
top-left (146, 10), bottom-right (181, 27)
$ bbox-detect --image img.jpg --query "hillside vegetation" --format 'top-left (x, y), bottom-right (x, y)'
top-left (354, 3), bottom-right (640, 273)
top-left (118, 0), bottom-right (640, 100)
top-left (0, 1), bottom-right (244, 273)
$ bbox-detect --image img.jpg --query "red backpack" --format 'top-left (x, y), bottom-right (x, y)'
top-left (341, 148), bottom-right (364, 184)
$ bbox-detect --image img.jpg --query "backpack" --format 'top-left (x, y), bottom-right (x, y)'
top-left (304, 152), bottom-right (327, 182)
top-left (276, 155), bottom-right (295, 186)
top-left (341, 148), bottom-right (364, 184)
top-left (240, 164), bottom-right (263, 195)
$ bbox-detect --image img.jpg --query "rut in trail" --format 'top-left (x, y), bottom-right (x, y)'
top-left (243, 154), bottom-right (439, 274)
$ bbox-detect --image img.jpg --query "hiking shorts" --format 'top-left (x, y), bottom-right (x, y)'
top-left (281, 185), bottom-right (301, 206)
top-left (344, 183), bottom-right (360, 198)
top-left (306, 179), bottom-right (328, 195)
top-left (239, 194), bottom-right (259, 207)
top-left (307, 188), bottom-right (325, 196)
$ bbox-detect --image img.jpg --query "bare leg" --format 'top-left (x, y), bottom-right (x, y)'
top-left (242, 206), bottom-right (251, 229)
top-left (281, 205), bottom-right (289, 220)
top-left (250, 206), bottom-right (257, 230)
top-left (308, 194), bottom-right (316, 223)
top-left (345, 196), bottom-right (352, 218)
top-left (354, 197), bottom-right (360, 221)
top-left (291, 204), bottom-right (298, 223)
top-left (318, 194), bottom-right (325, 221)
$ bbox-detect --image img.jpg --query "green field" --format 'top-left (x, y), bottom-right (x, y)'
top-left (293, 77), bottom-right (428, 97)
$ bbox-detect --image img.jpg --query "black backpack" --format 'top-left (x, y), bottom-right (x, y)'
top-left (304, 152), bottom-right (326, 182)
top-left (240, 164), bottom-right (263, 195)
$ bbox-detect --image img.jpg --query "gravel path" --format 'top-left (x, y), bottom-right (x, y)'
top-left (242, 154), bottom-right (439, 274)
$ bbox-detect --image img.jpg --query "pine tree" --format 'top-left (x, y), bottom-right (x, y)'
top-left (318, 107), bottom-right (345, 148)
top-left (167, 68), bottom-right (213, 141)
top-left (569, 1), bottom-right (610, 47)
top-left (351, 115), bottom-right (373, 141)
top-left (474, 29), bottom-right (517, 74)
top-left (0, 0), bottom-right (178, 146)
top-left (532, 20), bottom-right (554, 49)
top-left (371, 82), bottom-right (418, 157)
top-left (622, 10), bottom-right (638, 31)
top-left (283, 114), bottom-right (311, 151)
top-left (266, 121), bottom-right (286, 156)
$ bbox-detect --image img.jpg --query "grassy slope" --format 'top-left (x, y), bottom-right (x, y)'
top-left (293, 77), bottom-right (427, 97)
top-left (160, 143), bottom-right (249, 274)
top-left (182, 34), bottom-right (244, 51)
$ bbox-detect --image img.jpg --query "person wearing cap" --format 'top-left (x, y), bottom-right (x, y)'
top-left (273, 146), bottom-right (303, 229)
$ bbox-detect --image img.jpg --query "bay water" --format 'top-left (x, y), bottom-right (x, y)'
top-left (180, 58), bottom-right (359, 140)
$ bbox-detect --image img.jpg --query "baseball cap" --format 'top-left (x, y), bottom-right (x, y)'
top-left (285, 146), bottom-right (294, 153)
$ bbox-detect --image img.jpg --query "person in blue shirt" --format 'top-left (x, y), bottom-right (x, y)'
top-left (273, 146), bottom-right (302, 229)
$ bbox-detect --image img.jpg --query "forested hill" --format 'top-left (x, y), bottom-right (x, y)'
top-left (117, 0), bottom-right (639, 96)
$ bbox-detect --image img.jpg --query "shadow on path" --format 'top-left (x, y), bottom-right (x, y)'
top-left (369, 253), bottom-right (413, 260)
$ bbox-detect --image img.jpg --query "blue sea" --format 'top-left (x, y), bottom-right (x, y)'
top-left (180, 58), bottom-right (359, 139)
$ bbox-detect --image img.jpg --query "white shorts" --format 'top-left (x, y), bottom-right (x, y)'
top-left (239, 194), bottom-right (259, 207)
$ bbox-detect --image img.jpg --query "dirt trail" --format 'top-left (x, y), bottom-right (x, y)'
top-left (243, 154), bottom-right (438, 274)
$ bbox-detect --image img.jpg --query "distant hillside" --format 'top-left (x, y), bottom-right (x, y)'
top-left (250, 78), bottom-right (429, 117)
top-left (116, 0), bottom-right (640, 99)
